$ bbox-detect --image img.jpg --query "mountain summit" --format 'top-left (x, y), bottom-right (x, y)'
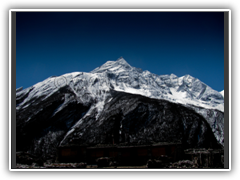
top-left (91, 57), bottom-right (132, 73)
top-left (116, 56), bottom-right (128, 63)
top-left (16, 58), bottom-right (224, 160)
top-left (89, 58), bottom-right (223, 112)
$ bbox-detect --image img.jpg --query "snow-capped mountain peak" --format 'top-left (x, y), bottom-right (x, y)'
top-left (91, 57), bottom-right (132, 74)
top-left (17, 58), bottom-right (224, 113)
top-left (16, 58), bottom-right (225, 158)
top-left (116, 57), bottom-right (128, 64)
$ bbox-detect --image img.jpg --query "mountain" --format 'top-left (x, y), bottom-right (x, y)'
top-left (16, 58), bottom-right (224, 160)
top-left (91, 57), bottom-right (224, 111)
top-left (220, 90), bottom-right (224, 98)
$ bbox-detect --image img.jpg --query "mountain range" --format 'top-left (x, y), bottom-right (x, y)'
top-left (16, 57), bottom-right (224, 160)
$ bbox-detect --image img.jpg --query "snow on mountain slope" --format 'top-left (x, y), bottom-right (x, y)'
top-left (16, 57), bottom-right (225, 150)
top-left (90, 57), bottom-right (224, 112)
top-left (220, 90), bottom-right (224, 98)
top-left (16, 57), bottom-right (224, 126)
top-left (18, 57), bottom-right (223, 113)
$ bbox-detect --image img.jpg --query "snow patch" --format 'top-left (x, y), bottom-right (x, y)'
top-left (220, 90), bottom-right (224, 98)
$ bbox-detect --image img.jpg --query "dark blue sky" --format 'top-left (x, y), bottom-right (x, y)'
top-left (16, 12), bottom-right (224, 91)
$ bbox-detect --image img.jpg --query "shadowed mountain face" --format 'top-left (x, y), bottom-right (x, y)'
top-left (16, 58), bottom-right (224, 160)
top-left (16, 88), bottom-right (222, 160)
top-left (61, 90), bottom-right (221, 148)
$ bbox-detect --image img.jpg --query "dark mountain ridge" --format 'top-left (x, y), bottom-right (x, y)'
top-left (16, 88), bottom-right (222, 160)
